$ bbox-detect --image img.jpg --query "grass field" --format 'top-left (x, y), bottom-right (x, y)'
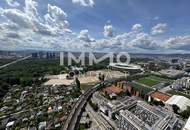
top-left (149, 75), bottom-right (171, 82)
top-left (136, 75), bottom-right (171, 87)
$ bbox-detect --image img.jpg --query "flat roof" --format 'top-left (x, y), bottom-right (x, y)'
top-left (150, 91), bottom-right (171, 102)
top-left (183, 116), bottom-right (190, 130)
top-left (159, 69), bottom-right (185, 77)
top-left (166, 95), bottom-right (190, 111)
top-left (103, 86), bottom-right (125, 94)
top-left (109, 63), bottom-right (142, 70)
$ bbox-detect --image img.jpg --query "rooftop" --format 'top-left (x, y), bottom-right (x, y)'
top-left (183, 116), bottom-right (190, 130)
top-left (159, 69), bottom-right (185, 77)
top-left (150, 91), bottom-right (171, 102)
top-left (103, 85), bottom-right (125, 94)
top-left (120, 101), bottom-right (179, 130)
top-left (109, 63), bottom-right (142, 70)
top-left (166, 95), bottom-right (190, 111)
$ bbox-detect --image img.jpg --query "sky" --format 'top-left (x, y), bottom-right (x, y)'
top-left (0, 0), bottom-right (190, 53)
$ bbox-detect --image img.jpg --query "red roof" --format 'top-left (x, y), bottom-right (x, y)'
top-left (103, 86), bottom-right (125, 94)
top-left (150, 91), bottom-right (171, 102)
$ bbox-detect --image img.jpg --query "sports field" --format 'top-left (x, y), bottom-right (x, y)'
top-left (136, 75), bottom-right (171, 87)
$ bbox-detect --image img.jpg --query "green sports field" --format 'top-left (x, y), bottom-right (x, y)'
top-left (136, 75), bottom-right (171, 87)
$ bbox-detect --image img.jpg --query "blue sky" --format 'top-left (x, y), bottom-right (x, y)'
top-left (0, 0), bottom-right (190, 53)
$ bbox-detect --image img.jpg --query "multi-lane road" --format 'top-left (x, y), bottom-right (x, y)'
top-left (62, 77), bottom-right (125, 130)
top-left (0, 55), bottom-right (31, 70)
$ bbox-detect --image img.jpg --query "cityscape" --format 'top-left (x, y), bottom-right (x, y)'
top-left (1, 0), bottom-right (190, 130)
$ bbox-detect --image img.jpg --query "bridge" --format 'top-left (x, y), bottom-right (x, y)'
top-left (62, 77), bottom-right (126, 130)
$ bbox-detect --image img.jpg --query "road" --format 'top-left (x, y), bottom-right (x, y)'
top-left (160, 85), bottom-right (172, 92)
top-left (0, 55), bottom-right (31, 70)
top-left (62, 84), bottom-right (100, 130)
top-left (62, 77), bottom-right (125, 130)
top-left (86, 103), bottom-right (112, 130)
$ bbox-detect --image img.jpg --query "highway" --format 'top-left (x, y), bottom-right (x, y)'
top-left (62, 77), bottom-right (126, 130)
top-left (0, 55), bottom-right (31, 70)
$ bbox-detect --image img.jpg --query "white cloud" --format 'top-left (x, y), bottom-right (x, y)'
top-left (47, 4), bottom-right (67, 21)
top-left (103, 24), bottom-right (114, 37)
top-left (0, 0), bottom-right (75, 50)
top-left (1, 9), bottom-right (32, 28)
top-left (132, 24), bottom-right (143, 32)
top-left (24, 0), bottom-right (39, 19)
top-left (130, 33), bottom-right (159, 49)
top-left (0, 0), bottom-right (189, 53)
top-left (91, 31), bottom-right (163, 52)
top-left (163, 35), bottom-right (190, 50)
top-left (46, 4), bottom-right (69, 30)
top-left (151, 23), bottom-right (167, 35)
top-left (0, 0), bottom-right (70, 36)
top-left (72, 0), bottom-right (95, 7)
top-left (78, 29), bottom-right (95, 43)
top-left (5, 0), bottom-right (20, 7)
top-left (5, 31), bottom-right (20, 38)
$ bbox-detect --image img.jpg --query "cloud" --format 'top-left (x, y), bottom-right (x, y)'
top-left (132, 24), bottom-right (143, 32)
top-left (0, 0), bottom-right (189, 53)
top-left (0, 0), bottom-right (74, 50)
top-left (24, 0), bottom-right (38, 18)
top-left (163, 35), bottom-right (190, 50)
top-left (5, 0), bottom-right (20, 7)
top-left (91, 31), bottom-right (163, 52)
top-left (78, 29), bottom-right (95, 43)
top-left (103, 24), bottom-right (114, 37)
top-left (1, 9), bottom-right (32, 28)
top-left (47, 4), bottom-right (68, 28)
top-left (0, 0), bottom-right (70, 36)
top-left (5, 31), bottom-right (20, 38)
top-left (151, 23), bottom-right (167, 35)
top-left (72, 0), bottom-right (95, 7)
top-left (130, 33), bottom-right (159, 49)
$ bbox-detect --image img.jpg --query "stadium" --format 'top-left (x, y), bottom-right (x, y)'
top-left (108, 63), bottom-right (143, 74)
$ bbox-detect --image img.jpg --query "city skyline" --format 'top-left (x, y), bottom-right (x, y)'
top-left (0, 0), bottom-right (190, 53)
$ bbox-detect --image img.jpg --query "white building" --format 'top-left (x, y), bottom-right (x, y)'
top-left (166, 95), bottom-right (190, 111)
top-left (172, 77), bottom-right (190, 90)
top-left (183, 116), bottom-right (190, 130)
top-left (159, 69), bottom-right (185, 78)
top-left (108, 63), bottom-right (143, 74)
top-left (6, 121), bottom-right (15, 130)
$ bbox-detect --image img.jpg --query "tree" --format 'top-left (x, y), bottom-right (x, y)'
top-left (102, 74), bottom-right (105, 81)
top-left (75, 77), bottom-right (81, 90)
top-left (89, 100), bottom-right (98, 112)
top-left (180, 106), bottom-right (190, 119)
top-left (98, 73), bottom-right (105, 82)
top-left (172, 104), bottom-right (180, 114)
top-left (125, 89), bottom-right (131, 96)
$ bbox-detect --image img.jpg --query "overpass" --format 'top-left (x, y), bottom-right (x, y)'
top-left (62, 77), bottom-right (126, 130)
